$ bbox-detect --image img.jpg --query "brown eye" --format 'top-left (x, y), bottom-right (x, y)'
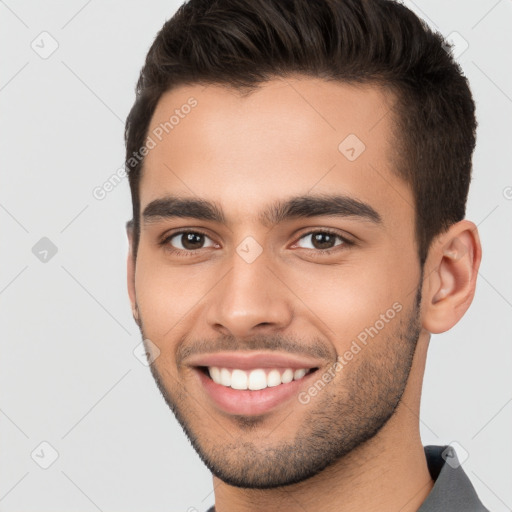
top-left (166, 231), bottom-right (216, 251)
top-left (296, 231), bottom-right (345, 251)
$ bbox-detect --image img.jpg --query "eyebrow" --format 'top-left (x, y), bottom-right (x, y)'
top-left (142, 193), bottom-right (383, 227)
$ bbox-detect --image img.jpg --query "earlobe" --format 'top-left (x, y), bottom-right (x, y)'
top-left (422, 220), bottom-right (482, 334)
top-left (132, 303), bottom-right (140, 326)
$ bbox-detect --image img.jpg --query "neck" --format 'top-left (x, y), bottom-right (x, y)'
top-left (211, 336), bottom-right (433, 512)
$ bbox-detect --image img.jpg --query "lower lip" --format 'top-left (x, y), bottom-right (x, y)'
top-left (195, 368), bottom-right (317, 416)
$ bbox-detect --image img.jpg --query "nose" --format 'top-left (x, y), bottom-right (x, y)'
top-left (204, 248), bottom-right (294, 339)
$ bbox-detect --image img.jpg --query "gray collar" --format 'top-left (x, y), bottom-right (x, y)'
top-left (418, 445), bottom-right (489, 511)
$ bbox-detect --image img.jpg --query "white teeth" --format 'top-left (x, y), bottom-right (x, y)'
top-left (267, 369), bottom-right (282, 387)
top-left (220, 368), bottom-right (231, 387)
top-left (294, 368), bottom-right (307, 380)
top-left (248, 369), bottom-right (267, 390)
top-left (207, 367), bottom-right (311, 390)
top-left (210, 366), bottom-right (221, 384)
top-left (281, 369), bottom-right (294, 384)
top-left (231, 369), bottom-right (248, 390)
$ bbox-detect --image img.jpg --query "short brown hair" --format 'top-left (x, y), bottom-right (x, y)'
top-left (125, 0), bottom-right (477, 266)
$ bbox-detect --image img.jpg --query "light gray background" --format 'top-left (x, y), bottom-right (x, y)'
top-left (1, 0), bottom-right (511, 511)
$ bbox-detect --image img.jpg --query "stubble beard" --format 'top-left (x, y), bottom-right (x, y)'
top-left (138, 284), bottom-right (423, 489)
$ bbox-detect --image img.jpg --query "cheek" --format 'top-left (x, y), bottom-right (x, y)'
top-left (280, 250), bottom-right (415, 346)
top-left (134, 253), bottom-right (212, 339)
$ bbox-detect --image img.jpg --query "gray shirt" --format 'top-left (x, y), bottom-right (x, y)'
top-left (418, 445), bottom-right (489, 511)
top-left (205, 445), bottom-right (489, 511)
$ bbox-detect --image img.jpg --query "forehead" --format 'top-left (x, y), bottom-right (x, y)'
top-left (139, 77), bottom-right (412, 232)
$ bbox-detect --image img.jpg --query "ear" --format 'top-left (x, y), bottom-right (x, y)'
top-left (421, 220), bottom-right (482, 334)
top-left (126, 220), bottom-right (140, 326)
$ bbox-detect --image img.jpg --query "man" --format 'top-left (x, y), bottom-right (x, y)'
top-left (124, 0), bottom-right (488, 510)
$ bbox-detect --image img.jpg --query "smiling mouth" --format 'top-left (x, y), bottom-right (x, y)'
top-left (198, 366), bottom-right (319, 391)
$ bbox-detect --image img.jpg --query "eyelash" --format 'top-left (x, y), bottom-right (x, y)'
top-left (159, 228), bottom-right (355, 257)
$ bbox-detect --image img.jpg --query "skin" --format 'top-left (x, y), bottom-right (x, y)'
top-left (127, 76), bottom-right (482, 512)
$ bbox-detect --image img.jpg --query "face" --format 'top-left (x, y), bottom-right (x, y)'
top-left (128, 77), bottom-right (424, 488)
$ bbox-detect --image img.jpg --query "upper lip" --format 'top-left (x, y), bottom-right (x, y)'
top-left (185, 351), bottom-right (324, 370)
